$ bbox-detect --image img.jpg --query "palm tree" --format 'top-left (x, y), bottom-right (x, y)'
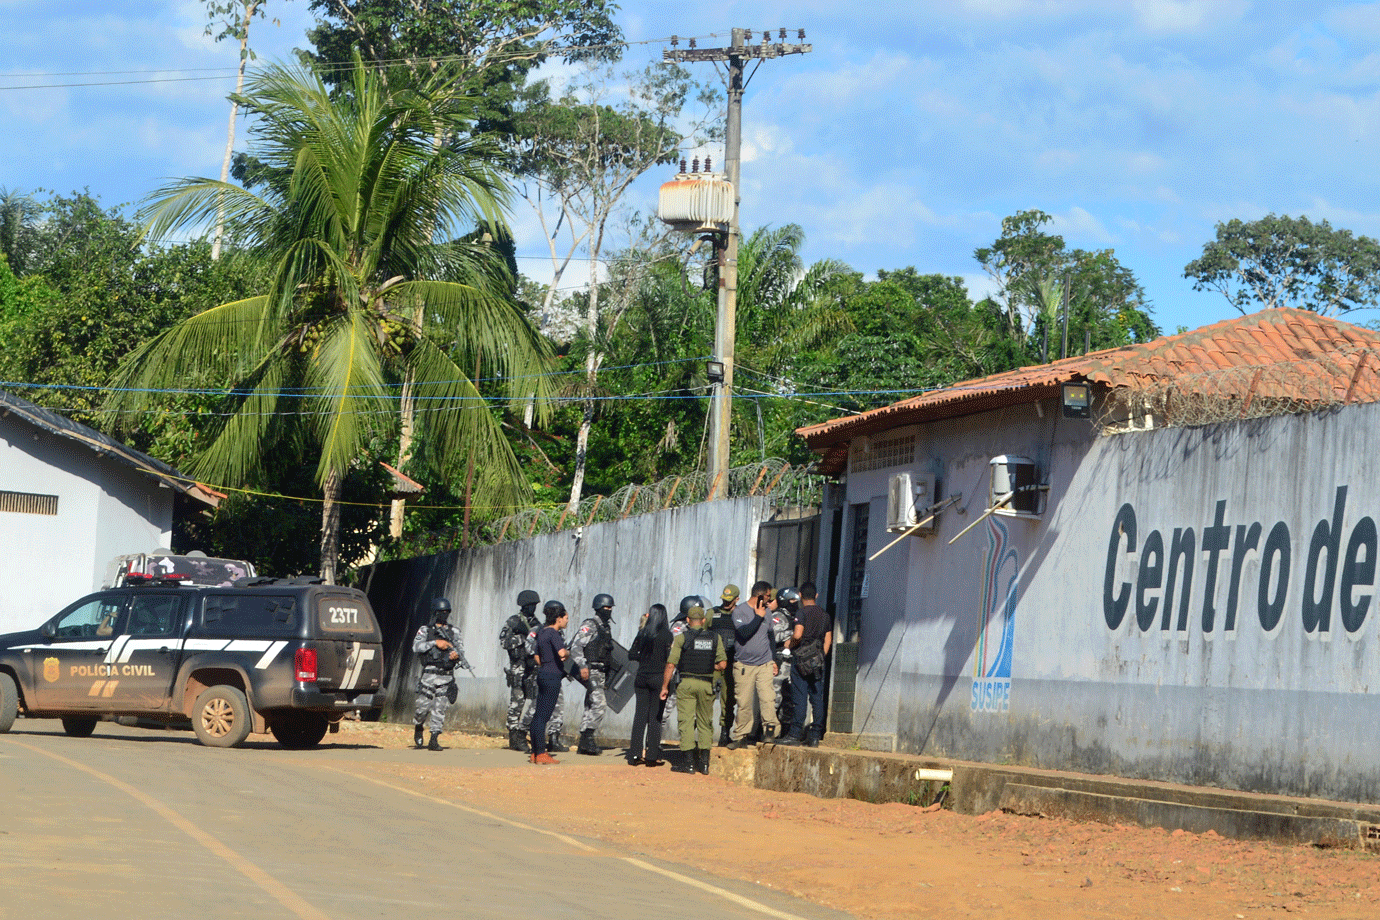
top-left (733, 224), bottom-right (852, 379)
top-left (107, 57), bottom-right (552, 582)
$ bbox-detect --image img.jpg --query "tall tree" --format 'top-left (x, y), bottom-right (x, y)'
top-left (506, 62), bottom-right (719, 513)
top-left (107, 58), bottom-right (552, 583)
top-left (974, 209), bottom-right (1156, 356)
top-left (0, 186), bottom-right (41, 276)
top-left (304, 0), bottom-right (620, 113)
top-left (1183, 214), bottom-right (1380, 316)
top-left (203, 1), bottom-right (287, 261)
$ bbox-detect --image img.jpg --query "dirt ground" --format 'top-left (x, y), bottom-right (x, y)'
top-left (336, 722), bottom-right (1380, 920)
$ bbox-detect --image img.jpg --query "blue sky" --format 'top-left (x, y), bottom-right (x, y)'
top-left (4, 1), bottom-right (1380, 336)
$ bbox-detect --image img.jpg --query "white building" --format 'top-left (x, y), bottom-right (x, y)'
top-left (799, 308), bottom-right (1380, 803)
top-left (0, 390), bottom-right (218, 633)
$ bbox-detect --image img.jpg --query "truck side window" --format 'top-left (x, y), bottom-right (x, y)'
top-left (51, 598), bottom-right (124, 639)
top-left (126, 596), bottom-right (182, 637)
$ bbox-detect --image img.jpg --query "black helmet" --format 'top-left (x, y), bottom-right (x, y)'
top-left (543, 599), bottom-right (567, 621)
top-left (432, 597), bottom-right (451, 622)
top-left (776, 587), bottom-right (801, 612)
top-left (517, 589), bottom-right (540, 608)
top-left (592, 593), bottom-right (615, 611)
top-left (677, 595), bottom-right (701, 620)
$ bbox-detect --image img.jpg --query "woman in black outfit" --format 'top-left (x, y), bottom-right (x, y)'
top-left (627, 603), bottom-right (673, 766)
top-left (530, 600), bottom-right (570, 765)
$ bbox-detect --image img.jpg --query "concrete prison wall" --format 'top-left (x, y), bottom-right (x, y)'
top-left (362, 496), bottom-right (771, 739)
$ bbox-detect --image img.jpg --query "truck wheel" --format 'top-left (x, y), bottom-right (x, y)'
top-left (192, 686), bottom-right (252, 748)
top-left (0, 673), bottom-right (17, 733)
top-left (270, 712), bottom-right (329, 750)
top-left (61, 717), bottom-right (97, 737)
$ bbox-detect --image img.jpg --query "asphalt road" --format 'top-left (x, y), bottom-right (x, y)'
top-left (0, 720), bottom-right (851, 920)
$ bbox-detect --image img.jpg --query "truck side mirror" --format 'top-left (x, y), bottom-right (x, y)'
top-left (39, 621), bottom-right (55, 640)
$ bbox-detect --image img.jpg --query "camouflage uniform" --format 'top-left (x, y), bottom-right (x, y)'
top-left (502, 610), bottom-right (539, 731)
top-left (412, 621), bottom-right (466, 733)
top-left (571, 616), bottom-right (613, 732)
top-left (770, 607), bottom-right (795, 730)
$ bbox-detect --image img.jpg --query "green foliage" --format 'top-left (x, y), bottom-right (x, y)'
top-left (304, 0), bottom-right (622, 133)
top-left (0, 186), bottom-right (41, 275)
top-left (178, 458), bottom-right (389, 577)
top-left (790, 270), bottom-right (1024, 429)
top-left (974, 209), bottom-right (1157, 355)
top-left (1183, 213), bottom-right (1380, 316)
top-left (0, 192), bottom-right (255, 460)
top-left (110, 58), bottom-right (552, 580)
top-left (204, 1), bottom-right (273, 53)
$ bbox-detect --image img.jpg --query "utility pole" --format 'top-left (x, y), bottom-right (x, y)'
top-left (665, 28), bottom-right (811, 499)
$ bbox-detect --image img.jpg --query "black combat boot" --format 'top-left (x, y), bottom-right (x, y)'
top-left (696, 748), bottom-right (710, 775)
top-left (804, 731), bottom-right (820, 748)
top-left (428, 731), bottom-right (443, 751)
top-left (547, 732), bottom-right (570, 753)
top-left (414, 723), bottom-right (425, 748)
top-left (672, 751), bottom-right (694, 773)
top-left (509, 729), bottom-right (530, 752)
top-left (577, 729), bottom-right (600, 755)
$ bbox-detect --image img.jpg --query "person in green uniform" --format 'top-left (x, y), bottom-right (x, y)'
top-left (661, 605), bottom-right (726, 774)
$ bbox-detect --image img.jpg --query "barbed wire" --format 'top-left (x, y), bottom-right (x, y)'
top-left (397, 457), bottom-right (823, 555)
top-left (1095, 346), bottom-right (1380, 433)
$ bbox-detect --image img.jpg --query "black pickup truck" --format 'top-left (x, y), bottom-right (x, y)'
top-left (0, 577), bottom-right (384, 748)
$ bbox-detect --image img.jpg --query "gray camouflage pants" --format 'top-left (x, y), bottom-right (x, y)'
top-left (579, 669), bottom-right (607, 732)
top-left (505, 662), bottom-right (535, 730)
top-left (414, 671), bottom-right (454, 733)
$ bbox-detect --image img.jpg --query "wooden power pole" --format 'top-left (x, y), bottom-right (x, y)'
top-left (665, 29), bottom-right (811, 498)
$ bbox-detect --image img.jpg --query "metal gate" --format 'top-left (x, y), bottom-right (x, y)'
top-left (754, 513), bottom-right (819, 591)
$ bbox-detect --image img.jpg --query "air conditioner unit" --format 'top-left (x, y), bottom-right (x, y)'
top-left (990, 455), bottom-right (1044, 517)
top-left (887, 472), bottom-right (937, 534)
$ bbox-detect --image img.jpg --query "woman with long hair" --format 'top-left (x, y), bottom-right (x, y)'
top-left (627, 603), bottom-right (673, 766)
top-left (530, 600), bottom-right (570, 765)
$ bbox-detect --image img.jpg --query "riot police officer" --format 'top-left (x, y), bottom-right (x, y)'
top-left (501, 589), bottom-right (542, 752)
top-left (412, 597), bottom-right (469, 751)
top-left (571, 593), bottom-right (616, 755)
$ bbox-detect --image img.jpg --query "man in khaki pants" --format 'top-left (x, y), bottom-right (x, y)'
top-left (726, 581), bottom-right (778, 748)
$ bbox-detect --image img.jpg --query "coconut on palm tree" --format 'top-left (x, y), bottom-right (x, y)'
top-left (107, 57), bottom-right (552, 582)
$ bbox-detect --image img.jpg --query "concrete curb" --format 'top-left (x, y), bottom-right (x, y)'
top-left (720, 742), bottom-right (1380, 850)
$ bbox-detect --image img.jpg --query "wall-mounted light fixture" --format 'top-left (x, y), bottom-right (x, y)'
top-left (706, 360), bottom-right (725, 384)
top-left (1061, 382), bottom-right (1091, 418)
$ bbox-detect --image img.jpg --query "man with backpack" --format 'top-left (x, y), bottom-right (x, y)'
top-left (777, 581), bottom-right (832, 747)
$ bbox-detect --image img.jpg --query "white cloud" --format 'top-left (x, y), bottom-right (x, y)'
top-left (1131, 0), bottom-right (1245, 34)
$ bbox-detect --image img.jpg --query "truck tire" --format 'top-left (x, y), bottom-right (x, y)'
top-left (0, 673), bottom-right (17, 733)
top-left (192, 686), bottom-right (252, 748)
top-left (270, 712), bottom-right (329, 750)
top-left (61, 716), bottom-right (97, 737)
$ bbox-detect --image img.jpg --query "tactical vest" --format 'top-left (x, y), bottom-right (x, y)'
top-left (501, 614), bottom-right (530, 663)
top-left (584, 617), bottom-right (614, 667)
top-left (424, 625), bottom-right (457, 672)
top-left (677, 627), bottom-right (718, 677)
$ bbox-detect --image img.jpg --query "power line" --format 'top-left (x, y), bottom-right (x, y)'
top-left (0, 33), bottom-right (732, 91)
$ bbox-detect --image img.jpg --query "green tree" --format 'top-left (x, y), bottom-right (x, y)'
top-left (1183, 214), bottom-right (1380, 316)
top-left (107, 59), bottom-right (551, 583)
top-left (304, 0), bottom-right (620, 124)
top-left (0, 193), bottom-right (254, 447)
top-left (203, 1), bottom-right (290, 260)
top-left (0, 186), bottom-right (41, 276)
top-left (505, 62), bottom-right (718, 512)
top-left (975, 209), bottom-right (1157, 356)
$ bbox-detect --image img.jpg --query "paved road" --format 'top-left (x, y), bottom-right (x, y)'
top-left (0, 721), bottom-right (851, 920)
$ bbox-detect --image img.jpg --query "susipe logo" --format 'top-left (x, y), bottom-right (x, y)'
top-left (1103, 487), bottom-right (1375, 636)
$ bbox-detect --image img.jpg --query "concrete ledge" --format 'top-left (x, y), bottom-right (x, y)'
top-left (753, 744), bottom-right (949, 805)
top-left (1000, 783), bottom-right (1372, 849)
top-left (730, 742), bottom-right (1380, 850)
top-left (822, 732), bottom-right (897, 752)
